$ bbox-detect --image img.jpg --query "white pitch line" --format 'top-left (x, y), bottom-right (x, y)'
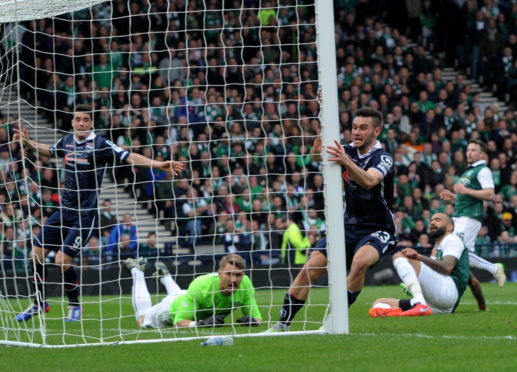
top-left (357, 332), bottom-right (517, 341)
top-left (26, 329), bottom-right (517, 342)
top-left (459, 301), bottom-right (517, 305)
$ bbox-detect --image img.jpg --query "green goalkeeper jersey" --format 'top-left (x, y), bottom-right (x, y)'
top-left (169, 273), bottom-right (261, 325)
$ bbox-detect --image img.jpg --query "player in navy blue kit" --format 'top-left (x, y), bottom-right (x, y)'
top-left (13, 104), bottom-right (184, 322)
top-left (266, 107), bottom-right (397, 332)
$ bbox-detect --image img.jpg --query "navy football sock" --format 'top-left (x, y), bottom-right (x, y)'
top-left (279, 293), bottom-right (305, 326)
top-left (63, 267), bottom-right (80, 307)
top-left (32, 263), bottom-right (48, 305)
top-left (347, 290), bottom-right (361, 307)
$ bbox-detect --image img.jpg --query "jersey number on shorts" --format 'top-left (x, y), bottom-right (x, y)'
top-left (371, 231), bottom-right (390, 244)
top-left (73, 236), bottom-right (82, 249)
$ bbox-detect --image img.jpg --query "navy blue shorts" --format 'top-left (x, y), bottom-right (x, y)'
top-left (311, 227), bottom-right (397, 268)
top-left (34, 209), bottom-right (97, 258)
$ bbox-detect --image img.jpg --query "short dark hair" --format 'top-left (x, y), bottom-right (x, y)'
top-left (353, 107), bottom-right (383, 128)
top-left (75, 104), bottom-right (93, 118)
top-left (468, 139), bottom-right (487, 153)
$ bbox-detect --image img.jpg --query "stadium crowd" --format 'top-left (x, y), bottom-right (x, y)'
top-left (0, 0), bottom-right (516, 271)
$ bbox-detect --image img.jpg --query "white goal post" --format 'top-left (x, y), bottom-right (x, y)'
top-left (0, 0), bottom-right (347, 347)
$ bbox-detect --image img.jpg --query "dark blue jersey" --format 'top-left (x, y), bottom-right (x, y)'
top-left (342, 141), bottom-right (396, 233)
top-left (49, 133), bottom-right (129, 212)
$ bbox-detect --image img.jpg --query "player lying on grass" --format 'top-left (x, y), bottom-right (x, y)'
top-left (14, 104), bottom-right (184, 322)
top-left (126, 253), bottom-right (262, 328)
top-left (369, 213), bottom-right (469, 317)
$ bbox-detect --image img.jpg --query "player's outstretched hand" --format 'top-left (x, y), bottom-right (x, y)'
top-left (159, 160), bottom-right (185, 176)
top-left (326, 140), bottom-right (347, 165)
top-left (12, 127), bottom-right (30, 143)
top-left (312, 136), bottom-right (322, 154)
top-left (236, 315), bottom-right (259, 327)
top-left (196, 314), bottom-right (226, 327)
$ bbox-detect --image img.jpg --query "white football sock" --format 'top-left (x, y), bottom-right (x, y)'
top-left (160, 275), bottom-right (182, 296)
top-left (393, 257), bottom-right (427, 306)
top-left (131, 267), bottom-right (152, 318)
top-left (469, 252), bottom-right (498, 275)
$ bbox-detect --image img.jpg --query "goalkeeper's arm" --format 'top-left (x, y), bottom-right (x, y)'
top-left (176, 315), bottom-right (226, 328)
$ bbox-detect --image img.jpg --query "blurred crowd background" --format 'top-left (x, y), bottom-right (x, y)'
top-left (0, 0), bottom-right (516, 271)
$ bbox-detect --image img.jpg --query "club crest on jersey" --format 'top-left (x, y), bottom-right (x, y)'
top-left (85, 142), bottom-right (94, 152)
top-left (64, 153), bottom-right (90, 166)
top-left (343, 170), bottom-right (354, 184)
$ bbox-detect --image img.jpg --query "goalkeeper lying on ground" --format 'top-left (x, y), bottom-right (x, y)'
top-left (125, 253), bottom-right (262, 328)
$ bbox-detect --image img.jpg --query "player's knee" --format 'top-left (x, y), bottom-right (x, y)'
top-left (392, 251), bottom-right (404, 261)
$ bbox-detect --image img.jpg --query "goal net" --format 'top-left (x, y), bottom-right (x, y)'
top-left (0, 0), bottom-right (345, 347)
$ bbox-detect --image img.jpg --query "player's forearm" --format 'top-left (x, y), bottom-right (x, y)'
top-left (24, 139), bottom-right (52, 157)
top-left (463, 187), bottom-right (494, 201)
top-left (176, 319), bottom-right (196, 328)
top-left (342, 158), bottom-right (378, 189)
top-left (126, 152), bottom-right (160, 168)
top-left (418, 254), bottom-right (452, 275)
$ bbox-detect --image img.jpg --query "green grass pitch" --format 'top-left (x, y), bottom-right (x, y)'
top-left (1, 283), bottom-right (516, 371)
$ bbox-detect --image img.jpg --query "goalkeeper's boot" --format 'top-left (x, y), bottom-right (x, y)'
top-left (494, 263), bottom-right (506, 288)
top-left (399, 303), bottom-right (432, 317)
top-left (123, 257), bottom-right (147, 272)
top-left (152, 260), bottom-right (170, 278)
top-left (65, 305), bottom-right (82, 322)
top-left (400, 283), bottom-right (413, 298)
top-left (16, 301), bottom-right (50, 322)
top-left (262, 322), bottom-right (290, 333)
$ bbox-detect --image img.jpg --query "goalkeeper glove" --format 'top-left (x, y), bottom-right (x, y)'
top-left (196, 314), bottom-right (226, 327)
top-left (236, 315), bottom-right (259, 326)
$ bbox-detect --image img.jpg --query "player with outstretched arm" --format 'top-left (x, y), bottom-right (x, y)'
top-left (14, 104), bottom-right (184, 322)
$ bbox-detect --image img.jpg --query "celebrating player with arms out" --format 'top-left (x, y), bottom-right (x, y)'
top-left (14, 104), bottom-right (184, 322)
top-left (126, 254), bottom-right (261, 328)
top-left (266, 107), bottom-right (397, 332)
top-left (440, 139), bottom-right (506, 311)
top-left (369, 213), bottom-right (469, 317)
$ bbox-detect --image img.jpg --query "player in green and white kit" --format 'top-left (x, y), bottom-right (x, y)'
top-left (440, 140), bottom-right (506, 293)
top-left (126, 254), bottom-right (262, 328)
top-left (369, 213), bottom-right (469, 316)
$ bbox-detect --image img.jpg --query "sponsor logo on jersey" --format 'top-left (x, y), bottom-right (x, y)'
top-left (459, 177), bottom-right (470, 185)
top-left (64, 153), bottom-right (90, 166)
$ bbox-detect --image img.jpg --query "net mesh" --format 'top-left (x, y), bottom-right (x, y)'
top-left (0, 0), bottom-right (331, 346)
